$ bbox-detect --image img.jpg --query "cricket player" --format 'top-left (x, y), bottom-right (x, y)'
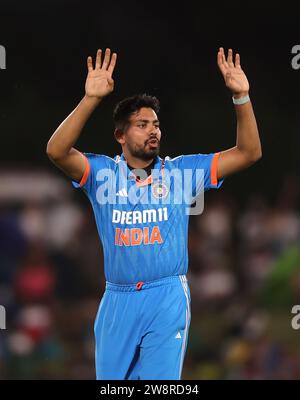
top-left (46, 48), bottom-right (262, 379)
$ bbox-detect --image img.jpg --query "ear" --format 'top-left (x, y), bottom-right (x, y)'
top-left (114, 128), bottom-right (125, 144)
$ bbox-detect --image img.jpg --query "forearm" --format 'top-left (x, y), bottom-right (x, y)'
top-left (46, 95), bottom-right (101, 159)
top-left (234, 97), bottom-right (262, 162)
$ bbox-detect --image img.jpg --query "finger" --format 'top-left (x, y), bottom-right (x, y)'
top-left (87, 56), bottom-right (93, 72)
top-left (107, 52), bottom-right (117, 76)
top-left (95, 49), bottom-right (102, 69)
top-left (221, 47), bottom-right (229, 68)
top-left (217, 48), bottom-right (227, 75)
top-left (235, 53), bottom-right (241, 68)
top-left (101, 48), bottom-right (111, 70)
top-left (227, 48), bottom-right (234, 67)
top-left (217, 47), bottom-right (224, 66)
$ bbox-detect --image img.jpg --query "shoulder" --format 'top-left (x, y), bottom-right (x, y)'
top-left (164, 154), bottom-right (212, 167)
top-left (84, 153), bottom-right (120, 167)
top-left (164, 155), bottom-right (184, 166)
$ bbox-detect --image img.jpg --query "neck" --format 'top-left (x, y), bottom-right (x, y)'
top-left (122, 150), bottom-right (155, 169)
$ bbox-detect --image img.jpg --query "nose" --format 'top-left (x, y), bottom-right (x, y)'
top-left (149, 125), bottom-right (159, 136)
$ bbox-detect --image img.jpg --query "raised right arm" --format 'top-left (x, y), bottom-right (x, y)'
top-left (46, 48), bottom-right (117, 182)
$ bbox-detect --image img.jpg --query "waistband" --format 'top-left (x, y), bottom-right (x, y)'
top-left (105, 275), bottom-right (187, 292)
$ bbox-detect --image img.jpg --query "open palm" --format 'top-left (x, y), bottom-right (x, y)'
top-left (85, 48), bottom-right (117, 99)
top-left (217, 48), bottom-right (249, 96)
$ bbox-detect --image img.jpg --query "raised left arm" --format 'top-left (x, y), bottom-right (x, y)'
top-left (216, 48), bottom-right (262, 180)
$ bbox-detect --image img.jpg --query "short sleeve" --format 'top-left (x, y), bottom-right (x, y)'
top-left (71, 152), bottom-right (109, 195)
top-left (180, 152), bottom-right (224, 195)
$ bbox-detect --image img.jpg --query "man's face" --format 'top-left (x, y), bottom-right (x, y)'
top-left (123, 107), bottom-right (161, 161)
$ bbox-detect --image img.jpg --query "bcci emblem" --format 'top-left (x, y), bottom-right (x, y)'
top-left (152, 181), bottom-right (169, 199)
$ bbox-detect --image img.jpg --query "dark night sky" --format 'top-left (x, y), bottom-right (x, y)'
top-left (0, 1), bottom-right (300, 204)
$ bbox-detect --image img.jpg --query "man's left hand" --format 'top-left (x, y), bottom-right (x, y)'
top-left (217, 48), bottom-right (250, 98)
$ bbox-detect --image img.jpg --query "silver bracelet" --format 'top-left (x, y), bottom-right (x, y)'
top-left (232, 94), bottom-right (250, 105)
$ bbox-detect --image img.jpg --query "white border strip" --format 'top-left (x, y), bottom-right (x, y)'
top-left (179, 275), bottom-right (191, 379)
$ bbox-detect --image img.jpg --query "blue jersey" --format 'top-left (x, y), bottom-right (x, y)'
top-left (72, 152), bottom-right (223, 284)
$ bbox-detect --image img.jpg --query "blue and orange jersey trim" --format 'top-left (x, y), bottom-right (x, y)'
top-left (79, 155), bottom-right (91, 187)
top-left (210, 152), bottom-right (220, 186)
top-left (135, 158), bottom-right (165, 187)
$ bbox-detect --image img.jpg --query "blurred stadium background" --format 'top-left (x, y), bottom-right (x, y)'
top-left (1, 1), bottom-right (300, 379)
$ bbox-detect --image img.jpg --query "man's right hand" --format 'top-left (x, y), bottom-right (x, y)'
top-left (85, 48), bottom-right (117, 99)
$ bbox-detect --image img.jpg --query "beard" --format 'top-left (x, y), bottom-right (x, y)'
top-left (127, 140), bottom-right (160, 161)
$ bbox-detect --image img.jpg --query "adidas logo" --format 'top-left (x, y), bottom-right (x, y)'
top-left (116, 188), bottom-right (128, 197)
top-left (175, 332), bottom-right (182, 339)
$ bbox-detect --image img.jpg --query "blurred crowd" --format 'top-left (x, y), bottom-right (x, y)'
top-left (1, 168), bottom-right (300, 380)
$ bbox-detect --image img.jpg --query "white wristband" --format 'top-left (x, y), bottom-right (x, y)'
top-left (232, 94), bottom-right (250, 105)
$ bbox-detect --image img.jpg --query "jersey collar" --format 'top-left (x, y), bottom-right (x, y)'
top-left (118, 153), bottom-right (164, 187)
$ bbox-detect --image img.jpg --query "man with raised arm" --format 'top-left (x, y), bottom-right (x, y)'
top-left (47, 47), bottom-right (262, 380)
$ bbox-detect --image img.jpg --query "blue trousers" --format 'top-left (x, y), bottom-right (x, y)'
top-left (94, 275), bottom-right (191, 380)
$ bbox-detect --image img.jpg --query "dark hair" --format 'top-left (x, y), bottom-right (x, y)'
top-left (113, 94), bottom-right (160, 131)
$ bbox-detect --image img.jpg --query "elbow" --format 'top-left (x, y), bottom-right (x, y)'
top-left (46, 141), bottom-right (65, 162)
top-left (252, 145), bottom-right (263, 162)
top-left (246, 147), bottom-right (262, 166)
top-left (46, 141), bottom-right (56, 161)
top-left (256, 149), bottom-right (262, 161)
